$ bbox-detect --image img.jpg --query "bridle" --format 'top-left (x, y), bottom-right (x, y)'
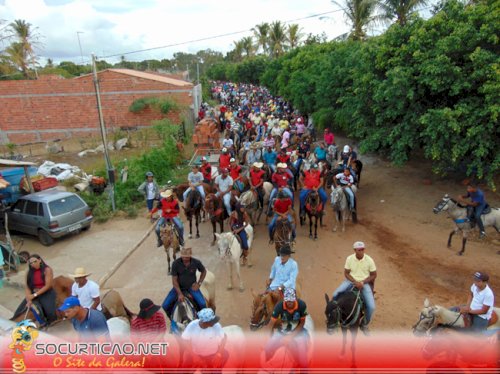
top-left (218, 235), bottom-right (236, 259)
top-left (326, 292), bottom-right (362, 330)
top-left (250, 294), bottom-right (272, 329)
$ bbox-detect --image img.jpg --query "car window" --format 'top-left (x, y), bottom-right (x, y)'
top-left (12, 200), bottom-right (26, 213)
top-left (48, 195), bottom-right (85, 216)
top-left (37, 202), bottom-right (44, 217)
top-left (25, 201), bottom-right (38, 216)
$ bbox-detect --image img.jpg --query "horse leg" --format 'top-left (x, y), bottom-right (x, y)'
top-left (314, 216), bottom-right (318, 240)
top-left (342, 211), bottom-right (346, 232)
top-left (211, 221), bottom-right (216, 246)
top-left (309, 216), bottom-right (313, 239)
top-left (166, 249), bottom-right (172, 275)
top-left (447, 228), bottom-right (457, 248)
top-left (236, 257), bottom-right (244, 292)
top-left (340, 327), bottom-right (347, 357)
top-left (458, 231), bottom-right (468, 256)
top-left (333, 210), bottom-right (338, 232)
top-left (351, 327), bottom-right (358, 368)
top-left (227, 261), bottom-right (234, 290)
top-left (188, 217), bottom-right (193, 239)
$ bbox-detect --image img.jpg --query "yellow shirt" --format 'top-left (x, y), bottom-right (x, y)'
top-left (279, 120), bottom-right (289, 130)
top-left (344, 254), bottom-right (376, 282)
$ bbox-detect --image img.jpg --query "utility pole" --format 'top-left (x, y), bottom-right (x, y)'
top-left (76, 31), bottom-right (84, 65)
top-left (196, 61), bottom-right (200, 84)
top-left (91, 53), bottom-right (116, 211)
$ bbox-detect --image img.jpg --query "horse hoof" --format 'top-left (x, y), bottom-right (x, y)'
top-left (196, 234), bottom-right (200, 239)
top-left (188, 234), bottom-right (192, 239)
top-left (309, 234), bottom-right (313, 239)
top-left (239, 287), bottom-right (245, 292)
top-left (211, 241), bottom-right (216, 246)
top-left (457, 252), bottom-right (464, 256)
top-left (227, 286), bottom-right (233, 290)
top-left (314, 237), bottom-right (318, 241)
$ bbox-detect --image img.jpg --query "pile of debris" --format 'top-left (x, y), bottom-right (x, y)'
top-left (78, 138), bottom-right (129, 157)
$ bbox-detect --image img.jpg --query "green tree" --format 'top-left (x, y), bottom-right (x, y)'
top-left (268, 21), bottom-right (288, 57)
top-left (252, 22), bottom-right (270, 54)
top-left (232, 39), bottom-right (245, 62)
top-left (241, 36), bottom-right (255, 58)
top-left (287, 24), bottom-right (303, 49)
top-left (379, 0), bottom-right (428, 25)
top-left (7, 19), bottom-right (40, 78)
top-left (333, 0), bottom-right (379, 40)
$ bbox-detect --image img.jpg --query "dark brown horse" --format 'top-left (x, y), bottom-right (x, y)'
top-left (301, 189), bottom-right (323, 240)
top-left (273, 217), bottom-right (294, 256)
top-left (205, 193), bottom-right (228, 245)
top-left (181, 189), bottom-right (203, 239)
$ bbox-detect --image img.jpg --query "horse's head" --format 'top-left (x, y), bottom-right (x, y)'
top-left (172, 300), bottom-right (196, 334)
top-left (205, 194), bottom-right (215, 213)
top-left (250, 290), bottom-right (280, 331)
top-left (330, 186), bottom-right (343, 208)
top-left (214, 232), bottom-right (233, 259)
top-left (413, 299), bottom-right (439, 336)
top-left (324, 293), bottom-right (341, 334)
top-left (185, 189), bottom-right (201, 213)
top-left (433, 194), bottom-right (453, 214)
top-left (160, 222), bottom-right (174, 247)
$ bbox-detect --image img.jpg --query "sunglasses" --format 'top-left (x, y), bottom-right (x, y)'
top-left (355, 248), bottom-right (365, 251)
top-left (29, 259), bottom-right (39, 264)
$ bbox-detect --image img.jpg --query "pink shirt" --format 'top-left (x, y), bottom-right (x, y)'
top-left (324, 132), bottom-right (335, 145)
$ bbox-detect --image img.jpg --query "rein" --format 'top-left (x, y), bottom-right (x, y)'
top-left (250, 294), bottom-right (272, 329)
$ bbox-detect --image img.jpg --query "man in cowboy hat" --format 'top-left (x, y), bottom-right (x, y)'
top-left (131, 298), bottom-right (166, 341)
top-left (151, 189), bottom-right (185, 247)
top-left (265, 288), bottom-right (310, 368)
top-left (70, 267), bottom-right (101, 311)
top-left (268, 192), bottom-right (296, 245)
top-left (267, 163), bottom-right (293, 216)
top-left (332, 241), bottom-right (377, 335)
top-left (267, 245), bottom-right (298, 291)
top-left (299, 163), bottom-right (327, 218)
top-left (200, 156), bottom-right (212, 184)
top-left (59, 296), bottom-right (110, 341)
top-left (249, 162), bottom-right (265, 209)
top-left (162, 247), bottom-right (207, 319)
top-left (182, 307), bottom-right (228, 369)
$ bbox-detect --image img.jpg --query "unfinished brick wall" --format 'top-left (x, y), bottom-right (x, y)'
top-left (192, 118), bottom-right (221, 151)
top-left (0, 70), bottom-right (194, 144)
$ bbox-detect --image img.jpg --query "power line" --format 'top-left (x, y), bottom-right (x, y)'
top-left (99, 8), bottom-right (346, 59)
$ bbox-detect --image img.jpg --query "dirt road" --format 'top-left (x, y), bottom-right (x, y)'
top-left (104, 136), bottom-right (500, 334)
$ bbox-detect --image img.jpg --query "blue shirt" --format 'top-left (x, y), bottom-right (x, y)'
top-left (314, 147), bottom-right (327, 161)
top-left (467, 189), bottom-right (485, 205)
top-left (72, 308), bottom-right (110, 340)
top-left (263, 151), bottom-right (278, 165)
top-left (269, 257), bottom-right (298, 290)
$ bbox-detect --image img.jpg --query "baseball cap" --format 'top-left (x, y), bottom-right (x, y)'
top-left (353, 241), bottom-right (365, 249)
top-left (283, 288), bottom-right (297, 302)
top-left (473, 272), bottom-right (489, 282)
top-left (58, 296), bottom-right (80, 311)
top-left (198, 308), bottom-right (220, 324)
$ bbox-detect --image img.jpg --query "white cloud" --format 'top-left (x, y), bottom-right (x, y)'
top-left (1, 0), bottom-right (351, 63)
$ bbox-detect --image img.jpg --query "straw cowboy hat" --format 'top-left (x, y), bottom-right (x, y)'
top-left (253, 162), bottom-right (264, 168)
top-left (180, 247), bottom-right (192, 257)
top-left (69, 267), bottom-right (91, 278)
top-left (277, 163), bottom-right (287, 169)
top-left (160, 189), bottom-right (173, 198)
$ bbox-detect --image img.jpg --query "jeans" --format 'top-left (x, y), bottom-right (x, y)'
top-left (162, 287), bottom-right (206, 318)
top-left (268, 188), bottom-right (293, 214)
top-left (216, 191), bottom-right (232, 215)
top-left (234, 180), bottom-right (245, 193)
top-left (182, 185), bottom-right (205, 203)
top-left (236, 230), bottom-right (249, 250)
top-left (474, 203), bottom-right (486, 232)
top-left (264, 329), bottom-right (310, 368)
top-left (268, 214), bottom-right (296, 240)
top-left (156, 217), bottom-right (184, 243)
top-left (299, 188), bottom-right (328, 213)
top-left (333, 280), bottom-right (375, 325)
top-left (342, 187), bottom-right (355, 210)
top-left (146, 199), bottom-right (155, 212)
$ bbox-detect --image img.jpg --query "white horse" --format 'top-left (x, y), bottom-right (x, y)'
top-left (330, 185), bottom-right (358, 232)
top-left (259, 315), bottom-right (314, 373)
top-left (433, 194), bottom-right (500, 255)
top-left (413, 298), bottom-right (500, 336)
top-left (214, 225), bottom-right (254, 291)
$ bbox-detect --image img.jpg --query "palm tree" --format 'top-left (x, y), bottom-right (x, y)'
top-left (268, 21), bottom-right (287, 58)
top-left (241, 36), bottom-right (255, 58)
top-left (333, 0), bottom-right (379, 41)
top-left (378, 0), bottom-right (427, 26)
top-left (8, 19), bottom-right (40, 78)
top-left (287, 24), bottom-right (303, 50)
top-left (252, 22), bottom-right (270, 54)
top-left (232, 39), bottom-right (245, 62)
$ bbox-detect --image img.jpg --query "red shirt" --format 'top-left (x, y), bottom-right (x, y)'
top-left (250, 169), bottom-right (265, 187)
top-left (245, 121), bottom-right (253, 130)
top-left (229, 165), bottom-right (241, 180)
top-left (274, 198), bottom-right (292, 214)
top-left (152, 198), bottom-right (180, 219)
top-left (272, 172), bottom-right (291, 188)
top-left (304, 170), bottom-right (321, 189)
top-left (219, 154), bottom-right (231, 169)
top-left (277, 154), bottom-right (290, 164)
top-left (220, 105), bottom-right (227, 113)
top-left (324, 132), bottom-right (335, 145)
top-left (200, 163), bottom-right (212, 181)
top-left (32, 268), bottom-right (45, 289)
top-left (131, 311), bottom-right (167, 341)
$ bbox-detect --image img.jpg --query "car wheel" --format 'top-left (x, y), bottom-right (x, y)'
top-left (82, 224), bottom-right (91, 232)
top-left (18, 251), bottom-right (30, 263)
top-left (38, 230), bottom-right (54, 246)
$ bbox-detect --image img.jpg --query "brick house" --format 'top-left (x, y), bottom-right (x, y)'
top-left (0, 69), bottom-right (196, 144)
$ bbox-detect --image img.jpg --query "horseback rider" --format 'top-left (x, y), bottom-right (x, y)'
top-left (263, 132), bottom-right (276, 149)
top-left (183, 164), bottom-right (205, 209)
top-left (219, 148), bottom-right (231, 170)
top-left (162, 247), bottom-right (207, 319)
top-left (332, 241), bottom-right (377, 335)
top-left (263, 146), bottom-right (278, 173)
top-left (249, 162), bottom-right (265, 209)
top-left (268, 192), bottom-right (296, 245)
top-left (314, 142), bottom-right (327, 163)
top-left (222, 133), bottom-right (235, 158)
top-left (300, 163), bottom-right (327, 219)
top-left (277, 148), bottom-right (295, 181)
top-left (265, 288), bottom-right (309, 369)
top-left (268, 163), bottom-right (293, 216)
top-left (151, 189), bottom-right (185, 247)
top-left (137, 171), bottom-right (160, 212)
top-left (229, 158), bottom-right (244, 192)
top-left (458, 182), bottom-right (488, 238)
top-left (214, 168), bottom-right (234, 216)
top-left (324, 128), bottom-right (335, 147)
top-left (452, 271), bottom-right (495, 332)
top-left (200, 157), bottom-right (212, 184)
top-left (339, 145), bottom-right (357, 170)
top-left (230, 203), bottom-right (251, 263)
top-left (334, 168), bottom-right (356, 212)
top-left (266, 245), bottom-right (298, 292)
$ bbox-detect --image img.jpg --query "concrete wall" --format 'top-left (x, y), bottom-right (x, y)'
top-left (0, 70), bottom-right (193, 144)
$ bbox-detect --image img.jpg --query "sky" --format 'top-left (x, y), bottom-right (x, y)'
top-left (0, 0), bottom-right (359, 64)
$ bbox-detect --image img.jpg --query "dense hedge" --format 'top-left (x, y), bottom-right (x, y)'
top-left (208, 0), bottom-right (499, 187)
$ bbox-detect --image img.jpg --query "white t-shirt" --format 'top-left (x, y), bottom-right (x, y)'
top-left (182, 320), bottom-right (225, 356)
top-left (470, 284), bottom-right (494, 320)
top-left (214, 175), bottom-right (233, 193)
top-left (146, 182), bottom-right (155, 200)
top-left (72, 280), bottom-right (102, 311)
top-left (222, 138), bottom-right (233, 148)
top-left (336, 173), bottom-right (354, 185)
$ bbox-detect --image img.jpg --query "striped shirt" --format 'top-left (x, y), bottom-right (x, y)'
top-left (131, 311), bottom-right (167, 340)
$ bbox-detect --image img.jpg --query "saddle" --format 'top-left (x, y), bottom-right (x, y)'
top-left (466, 204), bottom-right (491, 228)
top-left (462, 310), bottom-right (499, 328)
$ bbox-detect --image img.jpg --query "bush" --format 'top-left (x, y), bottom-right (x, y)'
top-left (129, 97), bottom-right (179, 114)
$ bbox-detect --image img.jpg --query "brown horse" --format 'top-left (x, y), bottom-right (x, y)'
top-left (250, 290), bottom-right (282, 331)
top-left (182, 189), bottom-right (203, 239)
top-left (160, 222), bottom-right (182, 274)
top-left (205, 193), bottom-right (228, 245)
top-left (11, 276), bottom-right (132, 325)
top-left (273, 217), bottom-right (294, 256)
top-left (302, 189), bottom-right (324, 240)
